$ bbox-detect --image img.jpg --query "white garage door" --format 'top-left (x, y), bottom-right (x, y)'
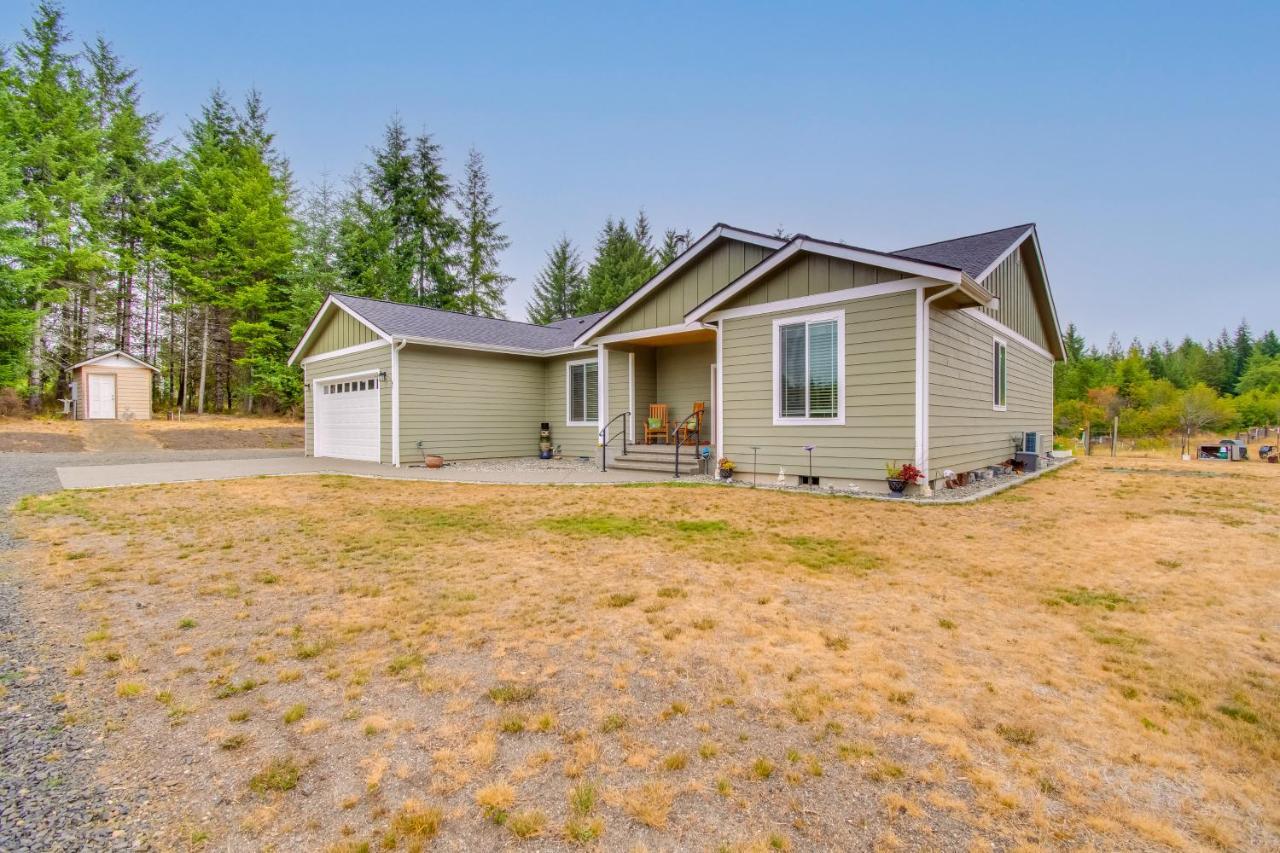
top-left (314, 374), bottom-right (380, 462)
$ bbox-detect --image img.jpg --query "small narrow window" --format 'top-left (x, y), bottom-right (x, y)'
top-left (993, 339), bottom-right (1007, 410)
top-left (567, 360), bottom-right (599, 425)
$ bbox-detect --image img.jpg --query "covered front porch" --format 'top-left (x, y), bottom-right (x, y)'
top-left (601, 326), bottom-right (718, 474)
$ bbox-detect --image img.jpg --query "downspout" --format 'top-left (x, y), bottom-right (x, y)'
top-left (917, 285), bottom-right (959, 494)
top-left (391, 338), bottom-right (406, 467)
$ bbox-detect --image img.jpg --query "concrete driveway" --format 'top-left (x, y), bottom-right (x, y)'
top-left (54, 454), bottom-right (671, 490)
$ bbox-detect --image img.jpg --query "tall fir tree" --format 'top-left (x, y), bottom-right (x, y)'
top-left (657, 228), bottom-right (691, 266)
top-left (0, 50), bottom-right (43, 388)
top-left (11, 1), bottom-right (106, 406)
top-left (454, 149), bottom-right (511, 318)
top-left (407, 130), bottom-right (460, 309)
top-left (579, 215), bottom-right (659, 313)
top-left (527, 237), bottom-right (585, 324)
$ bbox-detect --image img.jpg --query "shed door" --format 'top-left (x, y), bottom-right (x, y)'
top-left (314, 374), bottom-right (380, 462)
top-left (88, 373), bottom-right (117, 419)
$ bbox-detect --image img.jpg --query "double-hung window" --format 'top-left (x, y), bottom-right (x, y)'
top-left (773, 310), bottom-right (844, 425)
top-left (992, 337), bottom-right (1007, 411)
top-left (566, 359), bottom-right (598, 426)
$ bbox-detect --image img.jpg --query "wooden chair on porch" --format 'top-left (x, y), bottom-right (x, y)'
top-left (644, 404), bottom-right (669, 445)
top-left (676, 401), bottom-right (705, 446)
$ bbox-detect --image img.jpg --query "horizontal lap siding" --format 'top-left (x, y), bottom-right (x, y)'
top-left (543, 353), bottom-right (600, 458)
top-left (721, 291), bottom-right (916, 481)
top-left (303, 345), bottom-right (392, 463)
top-left (399, 345), bottom-right (544, 462)
top-left (610, 239), bottom-right (770, 335)
top-left (719, 255), bottom-right (907, 311)
top-left (929, 308), bottom-right (1052, 474)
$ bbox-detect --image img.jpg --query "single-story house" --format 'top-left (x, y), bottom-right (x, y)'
top-left (287, 222), bottom-right (1064, 491)
top-left (69, 350), bottom-right (159, 420)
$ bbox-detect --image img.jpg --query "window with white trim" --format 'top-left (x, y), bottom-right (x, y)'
top-left (993, 338), bottom-right (1007, 410)
top-left (773, 311), bottom-right (844, 424)
top-left (567, 359), bottom-right (598, 425)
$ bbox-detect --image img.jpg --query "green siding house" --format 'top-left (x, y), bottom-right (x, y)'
top-left (288, 222), bottom-right (1064, 492)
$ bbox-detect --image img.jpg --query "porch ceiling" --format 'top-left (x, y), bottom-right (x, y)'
top-left (607, 328), bottom-right (715, 348)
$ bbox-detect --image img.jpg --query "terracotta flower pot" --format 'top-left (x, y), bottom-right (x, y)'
top-left (424, 454), bottom-right (445, 469)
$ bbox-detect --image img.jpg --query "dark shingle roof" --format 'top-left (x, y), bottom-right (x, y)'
top-left (332, 294), bottom-right (605, 352)
top-left (891, 223), bottom-right (1033, 280)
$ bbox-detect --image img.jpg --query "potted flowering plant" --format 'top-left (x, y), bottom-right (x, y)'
top-left (718, 457), bottom-right (736, 481)
top-left (884, 461), bottom-right (922, 494)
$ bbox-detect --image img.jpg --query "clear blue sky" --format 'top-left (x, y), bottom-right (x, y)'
top-left (4, 1), bottom-right (1277, 343)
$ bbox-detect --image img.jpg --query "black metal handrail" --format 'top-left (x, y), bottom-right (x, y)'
top-left (598, 411), bottom-right (629, 472)
top-left (671, 409), bottom-right (702, 479)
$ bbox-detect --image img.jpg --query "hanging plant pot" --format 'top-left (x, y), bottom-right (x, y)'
top-left (886, 477), bottom-right (907, 494)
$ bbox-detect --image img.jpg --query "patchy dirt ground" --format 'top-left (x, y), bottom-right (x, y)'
top-left (0, 415), bottom-right (302, 453)
top-left (10, 456), bottom-right (1280, 851)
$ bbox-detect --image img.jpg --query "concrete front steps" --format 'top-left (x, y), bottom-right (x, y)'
top-left (605, 442), bottom-right (707, 476)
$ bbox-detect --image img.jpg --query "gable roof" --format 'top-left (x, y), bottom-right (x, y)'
top-left (288, 294), bottom-right (604, 364)
top-left (892, 224), bottom-right (1035, 280)
top-left (70, 350), bottom-right (159, 372)
top-left (572, 223), bottom-right (786, 346)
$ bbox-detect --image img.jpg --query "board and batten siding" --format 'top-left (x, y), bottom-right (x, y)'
top-left (306, 308), bottom-right (381, 357)
top-left (928, 307), bottom-right (1052, 475)
top-left (608, 238), bottom-right (771, 335)
top-left (720, 290), bottom-right (917, 484)
top-left (397, 345), bottom-right (544, 462)
top-left (541, 352), bottom-right (601, 458)
top-left (606, 348), bottom-right (631, 441)
top-left (302, 345), bottom-right (392, 463)
top-left (76, 362), bottom-right (152, 420)
top-left (719, 254), bottom-right (908, 312)
top-left (977, 244), bottom-right (1051, 351)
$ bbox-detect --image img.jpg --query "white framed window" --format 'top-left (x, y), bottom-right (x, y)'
top-left (566, 358), bottom-right (599, 426)
top-left (993, 337), bottom-right (1007, 411)
top-left (772, 309), bottom-right (845, 425)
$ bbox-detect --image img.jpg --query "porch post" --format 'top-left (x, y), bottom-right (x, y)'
top-left (715, 321), bottom-right (724, 461)
top-left (597, 343), bottom-right (608, 445)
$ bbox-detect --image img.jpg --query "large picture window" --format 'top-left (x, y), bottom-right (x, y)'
top-left (773, 311), bottom-right (844, 425)
top-left (993, 338), bottom-right (1007, 410)
top-left (567, 359), bottom-right (598, 425)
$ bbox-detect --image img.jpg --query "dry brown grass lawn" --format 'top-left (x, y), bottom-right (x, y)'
top-left (0, 413), bottom-right (301, 451)
top-left (12, 455), bottom-right (1280, 850)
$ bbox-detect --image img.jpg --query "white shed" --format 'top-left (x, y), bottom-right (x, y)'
top-left (69, 350), bottom-right (158, 420)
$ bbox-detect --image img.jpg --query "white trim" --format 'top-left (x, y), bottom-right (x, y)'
top-left (703, 278), bottom-right (927, 323)
top-left (628, 352), bottom-right (636, 442)
top-left (395, 334), bottom-right (591, 358)
top-left (70, 349), bottom-right (159, 373)
top-left (310, 369), bottom-right (382, 463)
top-left (714, 322), bottom-right (724, 456)
top-left (300, 339), bottom-right (388, 366)
top-left (771, 309), bottom-right (846, 427)
top-left (597, 344), bottom-right (608, 442)
top-left (288, 295), bottom-right (391, 366)
top-left (573, 224), bottom-right (785, 346)
top-left (914, 289), bottom-right (926, 472)
top-left (391, 339), bottom-right (406, 466)
top-left (992, 336), bottom-right (1008, 411)
top-left (974, 226), bottom-right (1036, 282)
top-left (592, 322), bottom-right (702, 345)
top-left (687, 238), bottom-right (966, 323)
top-left (962, 308), bottom-right (1055, 362)
top-left (564, 356), bottom-right (599, 427)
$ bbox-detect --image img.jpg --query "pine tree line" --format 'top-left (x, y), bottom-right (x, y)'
top-left (0, 3), bottom-right (521, 414)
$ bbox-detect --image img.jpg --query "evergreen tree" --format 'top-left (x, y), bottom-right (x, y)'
top-left (579, 215), bottom-right (659, 313)
top-left (658, 228), bottom-right (691, 266)
top-left (454, 148), bottom-right (510, 318)
top-left (407, 130), bottom-right (460, 308)
top-left (0, 51), bottom-right (43, 388)
top-left (527, 237), bottom-right (585, 324)
top-left (11, 1), bottom-right (106, 406)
